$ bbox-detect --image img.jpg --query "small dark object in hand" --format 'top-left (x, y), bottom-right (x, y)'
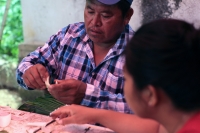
top-left (49, 75), bottom-right (55, 84)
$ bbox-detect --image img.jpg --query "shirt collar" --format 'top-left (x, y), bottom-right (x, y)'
top-left (71, 22), bottom-right (134, 54)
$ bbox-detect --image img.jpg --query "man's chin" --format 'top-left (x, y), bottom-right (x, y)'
top-left (89, 36), bottom-right (103, 43)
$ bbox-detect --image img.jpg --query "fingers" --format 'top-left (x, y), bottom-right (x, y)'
top-left (54, 79), bottom-right (61, 84)
top-left (47, 79), bottom-right (86, 104)
top-left (23, 68), bottom-right (42, 89)
top-left (47, 87), bottom-right (78, 104)
top-left (51, 111), bottom-right (69, 120)
top-left (50, 106), bottom-right (70, 119)
top-left (47, 79), bottom-right (81, 91)
top-left (50, 106), bottom-right (76, 125)
top-left (23, 73), bottom-right (37, 89)
top-left (50, 105), bottom-right (90, 125)
top-left (47, 86), bottom-right (59, 98)
top-left (35, 64), bottom-right (49, 83)
top-left (23, 64), bottom-right (49, 90)
top-left (33, 65), bottom-right (46, 89)
top-left (47, 80), bottom-right (68, 91)
top-left (57, 117), bottom-right (76, 125)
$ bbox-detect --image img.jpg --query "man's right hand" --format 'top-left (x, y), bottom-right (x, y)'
top-left (22, 64), bottom-right (49, 90)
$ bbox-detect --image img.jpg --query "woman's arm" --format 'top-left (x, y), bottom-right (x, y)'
top-left (50, 104), bottom-right (165, 133)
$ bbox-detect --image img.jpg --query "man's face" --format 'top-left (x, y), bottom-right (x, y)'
top-left (84, 0), bottom-right (129, 45)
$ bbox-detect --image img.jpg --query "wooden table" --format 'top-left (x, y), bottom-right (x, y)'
top-left (0, 106), bottom-right (115, 133)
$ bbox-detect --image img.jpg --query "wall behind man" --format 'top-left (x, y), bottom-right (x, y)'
top-left (140, 0), bottom-right (200, 28)
top-left (20, 0), bottom-right (142, 43)
top-left (21, 0), bottom-right (85, 43)
top-left (19, 0), bottom-right (200, 60)
top-left (170, 0), bottom-right (200, 28)
top-left (19, 0), bottom-right (142, 60)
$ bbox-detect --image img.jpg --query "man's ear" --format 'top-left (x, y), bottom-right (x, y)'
top-left (124, 8), bottom-right (134, 25)
top-left (141, 85), bottom-right (159, 107)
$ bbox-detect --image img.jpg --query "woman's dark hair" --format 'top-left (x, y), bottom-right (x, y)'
top-left (125, 19), bottom-right (200, 112)
top-left (116, 0), bottom-right (131, 18)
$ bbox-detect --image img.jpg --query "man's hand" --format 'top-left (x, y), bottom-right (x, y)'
top-left (47, 79), bottom-right (87, 104)
top-left (22, 64), bottom-right (49, 90)
top-left (50, 105), bottom-right (96, 125)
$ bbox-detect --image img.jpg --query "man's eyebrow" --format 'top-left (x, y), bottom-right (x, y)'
top-left (86, 5), bottom-right (94, 10)
top-left (101, 10), bottom-right (112, 14)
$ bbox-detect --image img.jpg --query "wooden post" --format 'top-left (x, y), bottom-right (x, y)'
top-left (0, 0), bottom-right (11, 45)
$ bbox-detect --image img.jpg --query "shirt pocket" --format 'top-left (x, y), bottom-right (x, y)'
top-left (105, 72), bottom-right (124, 94)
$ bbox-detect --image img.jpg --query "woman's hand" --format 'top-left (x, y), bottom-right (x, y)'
top-left (50, 104), bottom-right (97, 125)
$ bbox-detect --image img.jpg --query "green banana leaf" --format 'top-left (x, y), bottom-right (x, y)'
top-left (18, 92), bottom-right (65, 115)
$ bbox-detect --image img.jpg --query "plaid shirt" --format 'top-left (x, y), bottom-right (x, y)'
top-left (17, 22), bottom-right (134, 114)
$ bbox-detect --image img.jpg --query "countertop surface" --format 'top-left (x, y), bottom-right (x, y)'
top-left (0, 106), bottom-right (115, 133)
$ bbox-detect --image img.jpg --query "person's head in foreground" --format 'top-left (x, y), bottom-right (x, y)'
top-left (124, 19), bottom-right (200, 133)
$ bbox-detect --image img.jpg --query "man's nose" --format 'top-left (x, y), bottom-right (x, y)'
top-left (92, 14), bottom-right (102, 27)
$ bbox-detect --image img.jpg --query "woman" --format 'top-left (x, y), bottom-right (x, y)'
top-left (50, 19), bottom-right (200, 133)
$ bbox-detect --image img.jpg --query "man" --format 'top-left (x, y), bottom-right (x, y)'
top-left (16, 0), bottom-right (134, 114)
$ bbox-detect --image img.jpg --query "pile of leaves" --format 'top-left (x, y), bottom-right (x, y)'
top-left (18, 92), bottom-right (65, 115)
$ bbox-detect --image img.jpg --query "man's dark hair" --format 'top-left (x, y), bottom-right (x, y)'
top-left (125, 19), bottom-right (200, 112)
top-left (117, 0), bottom-right (131, 18)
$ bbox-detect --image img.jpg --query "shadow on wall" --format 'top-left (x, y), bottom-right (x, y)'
top-left (141, 0), bottom-right (182, 24)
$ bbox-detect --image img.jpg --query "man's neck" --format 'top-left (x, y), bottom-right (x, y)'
top-left (93, 42), bottom-right (115, 66)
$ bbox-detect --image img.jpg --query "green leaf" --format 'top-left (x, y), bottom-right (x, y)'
top-left (18, 95), bottom-right (65, 115)
top-left (0, 0), bottom-right (23, 59)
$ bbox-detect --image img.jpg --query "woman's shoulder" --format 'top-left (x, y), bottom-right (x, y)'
top-left (177, 112), bottom-right (200, 133)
